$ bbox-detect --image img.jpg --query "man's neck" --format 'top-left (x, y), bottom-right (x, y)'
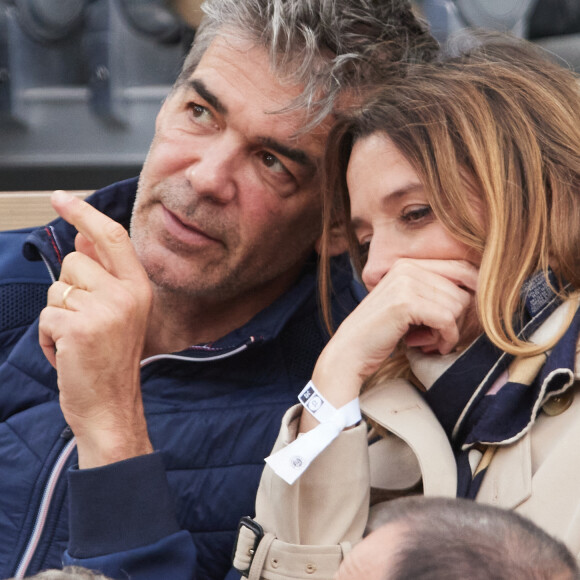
top-left (143, 296), bottom-right (247, 358)
top-left (142, 267), bottom-right (303, 357)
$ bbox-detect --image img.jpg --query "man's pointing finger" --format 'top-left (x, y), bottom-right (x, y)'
top-left (51, 190), bottom-right (144, 281)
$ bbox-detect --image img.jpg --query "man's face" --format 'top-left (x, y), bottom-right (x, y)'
top-left (131, 35), bottom-right (329, 305)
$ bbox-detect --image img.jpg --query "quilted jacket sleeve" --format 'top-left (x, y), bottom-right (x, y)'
top-left (64, 452), bottom-right (198, 579)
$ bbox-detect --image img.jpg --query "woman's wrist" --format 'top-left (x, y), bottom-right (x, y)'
top-left (312, 355), bottom-right (364, 408)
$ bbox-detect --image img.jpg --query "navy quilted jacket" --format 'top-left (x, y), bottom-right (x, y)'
top-left (0, 178), bottom-right (361, 579)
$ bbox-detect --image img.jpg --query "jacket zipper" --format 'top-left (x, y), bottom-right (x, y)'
top-left (140, 339), bottom-right (253, 366)
top-left (13, 437), bottom-right (77, 579)
top-left (13, 243), bottom-right (70, 577)
top-left (39, 253), bottom-right (57, 283)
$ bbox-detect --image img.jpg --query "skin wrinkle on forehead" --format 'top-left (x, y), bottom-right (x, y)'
top-left (208, 27), bottom-right (344, 139)
top-left (184, 76), bottom-right (320, 180)
top-left (184, 44), bottom-right (326, 183)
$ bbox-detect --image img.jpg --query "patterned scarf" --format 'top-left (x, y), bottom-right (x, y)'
top-left (408, 272), bottom-right (580, 498)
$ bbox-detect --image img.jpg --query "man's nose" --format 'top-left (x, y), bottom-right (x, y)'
top-left (185, 136), bottom-right (239, 204)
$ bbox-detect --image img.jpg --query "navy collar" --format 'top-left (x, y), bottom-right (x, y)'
top-left (23, 177), bottom-right (139, 279)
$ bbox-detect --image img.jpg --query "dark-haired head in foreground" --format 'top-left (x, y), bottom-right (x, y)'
top-left (337, 497), bottom-right (579, 580)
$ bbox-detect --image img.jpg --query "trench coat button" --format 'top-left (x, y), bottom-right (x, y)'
top-left (542, 390), bottom-right (574, 416)
top-left (305, 563), bottom-right (317, 574)
top-left (271, 559), bottom-right (279, 569)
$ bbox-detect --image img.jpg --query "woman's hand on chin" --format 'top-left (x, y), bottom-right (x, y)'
top-left (312, 258), bottom-right (479, 406)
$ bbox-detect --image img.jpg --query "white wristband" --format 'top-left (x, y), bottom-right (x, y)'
top-left (298, 380), bottom-right (340, 423)
top-left (265, 381), bottom-right (361, 485)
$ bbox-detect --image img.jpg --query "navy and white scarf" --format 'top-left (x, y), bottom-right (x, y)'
top-left (408, 273), bottom-right (580, 498)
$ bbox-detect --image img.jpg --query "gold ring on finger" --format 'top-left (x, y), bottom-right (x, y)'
top-left (62, 284), bottom-right (76, 310)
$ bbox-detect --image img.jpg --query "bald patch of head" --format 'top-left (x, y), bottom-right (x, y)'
top-left (336, 522), bottom-right (409, 580)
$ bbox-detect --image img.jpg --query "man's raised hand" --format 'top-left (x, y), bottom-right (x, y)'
top-left (39, 191), bottom-right (154, 468)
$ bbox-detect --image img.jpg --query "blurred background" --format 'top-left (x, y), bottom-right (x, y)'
top-left (1, 0), bottom-right (579, 193)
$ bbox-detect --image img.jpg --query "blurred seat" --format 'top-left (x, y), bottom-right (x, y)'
top-left (417, 0), bottom-right (580, 72)
top-left (0, 0), bottom-right (193, 191)
top-left (418, 0), bottom-right (535, 44)
top-left (528, 0), bottom-right (580, 71)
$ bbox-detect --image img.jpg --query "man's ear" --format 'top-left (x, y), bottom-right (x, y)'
top-left (315, 224), bottom-right (349, 256)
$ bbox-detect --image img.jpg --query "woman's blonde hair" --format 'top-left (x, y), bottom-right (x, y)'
top-left (320, 36), bottom-right (580, 364)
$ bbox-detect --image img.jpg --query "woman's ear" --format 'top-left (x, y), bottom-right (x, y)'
top-left (314, 224), bottom-right (349, 256)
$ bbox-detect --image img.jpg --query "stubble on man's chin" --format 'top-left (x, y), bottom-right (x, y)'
top-left (147, 267), bottom-right (242, 302)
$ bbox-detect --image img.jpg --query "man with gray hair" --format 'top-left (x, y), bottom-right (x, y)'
top-left (337, 497), bottom-right (580, 580)
top-left (0, 1), bottom-right (435, 579)
top-left (7, 567), bottom-right (113, 580)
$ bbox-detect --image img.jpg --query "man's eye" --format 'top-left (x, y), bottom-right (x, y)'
top-left (188, 103), bottom-right (215, 127)
top-left (401, 205), bottom-right (432, 223)
top-left (261, 152), bottom-right (288, 175)
top-left (257, 152), bottom-right (299, 196)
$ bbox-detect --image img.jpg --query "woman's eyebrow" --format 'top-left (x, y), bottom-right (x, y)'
top-left (380, 183), bottom-right (425, 207)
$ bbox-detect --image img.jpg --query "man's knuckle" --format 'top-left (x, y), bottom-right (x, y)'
top-left (441, 310), bottom-right (456, 326)
top-left (38, 308), bottom-right (49, 327)
top-left (47, 284), bottom-right (59, 302)
top-left (108, 288), bottom-right (143, 319)
top-left (119, 294), bottom-right (138, 315)
top-left (61, 252), bottom-right (80, 270)
top-left (103, 221), bottom-right (129, 245)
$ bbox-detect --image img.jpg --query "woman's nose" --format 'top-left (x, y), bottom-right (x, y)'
top-left (361, 239), bottom-right (398, 291)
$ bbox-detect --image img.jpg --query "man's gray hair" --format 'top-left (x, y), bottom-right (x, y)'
top-left (369, 497), bottom-right (580, 580)
top-left (6, 566), bottom-right (112, 580)
top-left (177, 0), bottom-right (438, 128)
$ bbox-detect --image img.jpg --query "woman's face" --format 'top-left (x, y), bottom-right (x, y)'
top-left (347, 132), bottom-right (479, 291)
top-left (347, 132), bottom-right (482, 349)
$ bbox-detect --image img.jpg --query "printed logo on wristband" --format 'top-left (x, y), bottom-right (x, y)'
top-left (298, 381), bottom-right (335, 422)
top-left (305, 395), bottom-right (322, 412)
top-left (299, 384), bottom-right (322, 408)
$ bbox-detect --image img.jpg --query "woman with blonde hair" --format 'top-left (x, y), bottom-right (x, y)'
top-left (232, 37), bottom-right (580, 579)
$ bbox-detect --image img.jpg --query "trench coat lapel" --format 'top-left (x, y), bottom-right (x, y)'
top-left (475, 434), bottom-right (532, 509)
top-left (361, 378), bottom-right (457, 497)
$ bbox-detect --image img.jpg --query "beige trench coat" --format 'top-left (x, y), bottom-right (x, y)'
top-left (235, 351), bottom-right (580, 579)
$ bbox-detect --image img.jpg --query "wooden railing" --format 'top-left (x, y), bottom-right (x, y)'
top-left (0, 191), bottom-right (90, 231)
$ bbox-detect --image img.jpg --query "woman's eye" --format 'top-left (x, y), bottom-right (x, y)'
top-left (401, 205), bottom-right (432, 223)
